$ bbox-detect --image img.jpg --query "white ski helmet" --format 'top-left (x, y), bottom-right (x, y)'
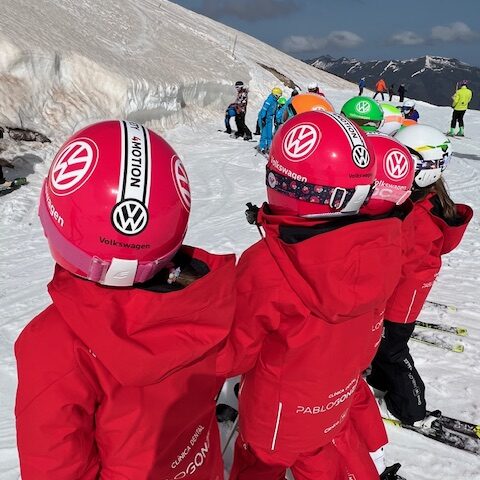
top-left (403, 99), bottom-right (415, 109)
top-left (394, 124), bottom-right (452, 188)
top-left (308, 81), bottom-right (319, 91)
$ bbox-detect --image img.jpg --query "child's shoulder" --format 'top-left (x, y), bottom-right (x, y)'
top-left (16, 304), bottom-right (77, 367)
top-left (236, 240), bottom-right (283, 292)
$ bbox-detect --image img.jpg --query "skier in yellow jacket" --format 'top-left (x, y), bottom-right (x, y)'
top-left (448, 80), bottom-right (473, 136)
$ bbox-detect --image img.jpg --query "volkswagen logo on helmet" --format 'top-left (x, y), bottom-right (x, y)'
top-left (282, 123), bottom-right (321, 162)
top-left (355, 100), bottom-right (371, 115)
top-left (352, 145), bottom-right (370, 168)
top-left (112, 199), bottom-right (149, 235)
top-left (385, 149), bottom-right (410, 181)
top-left (50, 138), bottom-right (99, 196)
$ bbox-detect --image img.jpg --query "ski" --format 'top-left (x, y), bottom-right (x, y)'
top-left (426, 411), bottom-right (480, 440)
top-left (410, 331), bottom-right (464, 353)
top-left (383, 417), bottom-right (480, 455)
top-left (426, 300), bottom-right (457, 312)
top-left (416, 320), bottom-right (468, 337)
top-left (0, 177), bottom-right (28, 197)
top-left (217, 378), bottom-right (240, 457)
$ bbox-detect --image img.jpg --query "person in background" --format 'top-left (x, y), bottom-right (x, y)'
top-left (233, 80), bottom-right (253, 141)
top-left (397, 84), bottom-right (406, 103)
top-left (274, 96), bottom-right (287, 132)
top-left (448, 80), bottom-right (473, 137)
top-left (15, 120), bottom-right (236, 480)
top-left (401, 100), bottom-right (419, 122)
top-left (257, 86), bottom-right (282, 154)
top-left (373, 78), bottom-right (387, 100)
top-left (358, 77), bottom-right (366, 96)
top-left (388, 84), bottom-right (395, 102)
top-left (307, 81), bottom-right (325, 96)
top-left (224, 103), bottom-right (236, 134)
top-left (367, 124), bottom-right (472, 429)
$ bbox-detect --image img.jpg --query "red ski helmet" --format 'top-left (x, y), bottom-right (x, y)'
top-left (267, 110), bottom-right (376, 217)
top-left (360, 133), bottom-right (415, 215)
top-left (39, 120), bottom-right (191, 286)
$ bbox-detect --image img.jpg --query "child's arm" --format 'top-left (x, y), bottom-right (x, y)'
top-left (15, 313), bottom-right (99, 479)
top-left (217, 282), bottom-right (282, 378)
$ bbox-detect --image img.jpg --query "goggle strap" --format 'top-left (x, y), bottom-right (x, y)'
top-left (267, 166), bottom-right (357, 210)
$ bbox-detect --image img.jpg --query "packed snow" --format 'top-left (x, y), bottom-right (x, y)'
top-left (0, 1), bottom-right (479, 479)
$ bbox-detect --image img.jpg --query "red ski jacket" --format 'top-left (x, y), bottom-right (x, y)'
top-left (15, 247), bottom-right (235, 480)
top-left (218, 205), bottom-right (405, 455)
top-left (385, 193), bottom-right (472, 324)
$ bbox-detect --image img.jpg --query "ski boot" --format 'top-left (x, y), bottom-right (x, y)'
top-left (0, 177), bottom-right (27, 190)
top-left (446, 128), bottom-right (455, 137)
top-left (456, 127), bottom-right (464, 137)
top-left (413, 409), bottom-right (443, 432)
top-left (243, 134), bottom-right (252, 141)
top-left (380, 463), bottom-right (406, 480)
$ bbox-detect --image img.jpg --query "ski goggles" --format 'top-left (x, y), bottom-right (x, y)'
top-left (266, 166), bottom-right (374, 214)
top-left (350, 117), bottom-right (384, 130)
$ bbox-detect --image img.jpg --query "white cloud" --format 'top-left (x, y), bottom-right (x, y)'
top-left (281, 31), bottom-right (363, 53)
top-left (430, 21), bottom-right (478, 42)
top-left (326, 31), bottom-right (363, 49)
top-left (389, 31), bottom-right (425, 46)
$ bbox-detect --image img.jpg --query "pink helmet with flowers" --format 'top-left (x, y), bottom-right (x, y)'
top-left (266, 110), bottom-right (376, 217)
top-left (39, 120), bottom-right (191, 287)
top-left (360, 133), bottom-right (415, 216)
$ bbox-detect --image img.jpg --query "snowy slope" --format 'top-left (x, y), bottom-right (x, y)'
top-left (1, 1), bottom-right (479, 479)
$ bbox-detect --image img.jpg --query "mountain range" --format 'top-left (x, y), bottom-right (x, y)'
top-left (305, 55), bottom-right (479, 110)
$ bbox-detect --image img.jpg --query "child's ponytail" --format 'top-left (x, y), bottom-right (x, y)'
top-left (433, 177), bottom-right (458, 222)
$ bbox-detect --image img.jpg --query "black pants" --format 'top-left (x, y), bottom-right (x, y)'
top-left (450, 110), bottom-right (466, 129)
top-left (367, 320), bottom-right (426, 425)
top-left (399, 93), bottom-right (405, 102)
top-left (235, 112), bottom-right (252, 138)
top-left (358, 87), bottom-right (364, 96)
top-left (0, 165), bottom-right (5, 184)
top-left (373, 91), bottom-right (385, 100)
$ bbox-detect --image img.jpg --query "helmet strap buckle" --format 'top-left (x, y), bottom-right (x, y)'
top-left (329, 187), bottom-right (347, 209)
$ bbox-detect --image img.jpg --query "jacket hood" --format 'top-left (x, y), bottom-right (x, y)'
top-left (48, 247), bottom-right (236, 387)
top-left (256, 204), bottom-right (403, 321)
top-left (422, 194), bottom-right (473, 254)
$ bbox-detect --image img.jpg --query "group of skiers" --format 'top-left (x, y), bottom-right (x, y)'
top-left (225, 81), bottom-right (329, 155)
top-left (13, 75), bottom-right (473, 480)
top-left (357, 77), bottom-right (473, 136)
top-left (368, 78), bottom-right (407, 103)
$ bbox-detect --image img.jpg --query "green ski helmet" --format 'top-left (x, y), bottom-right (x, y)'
top-left (341, 96), bottom-right (384, 132)
top-left (277, 96), bottom-right (287, 106)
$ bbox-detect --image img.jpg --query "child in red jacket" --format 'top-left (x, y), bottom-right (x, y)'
top-left (367, 124), bottom-right (473, 426)
top-left (15, 121), bottom-right (236, 480)
top-left (218, 111), bottom-right (411, 480)
top-left (339, 132), bottom-right (416, 480)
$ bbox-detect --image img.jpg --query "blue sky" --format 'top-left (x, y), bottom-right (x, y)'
top-left (171, 0), bottom-right (480, 67)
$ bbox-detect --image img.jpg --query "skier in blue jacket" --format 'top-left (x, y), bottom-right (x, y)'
top-left (274, 97), bottom-right (287, 132)
top-left (258, 87), bottom-right (282, 154)
top-left (358, 77), bottom-right (366, 96)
